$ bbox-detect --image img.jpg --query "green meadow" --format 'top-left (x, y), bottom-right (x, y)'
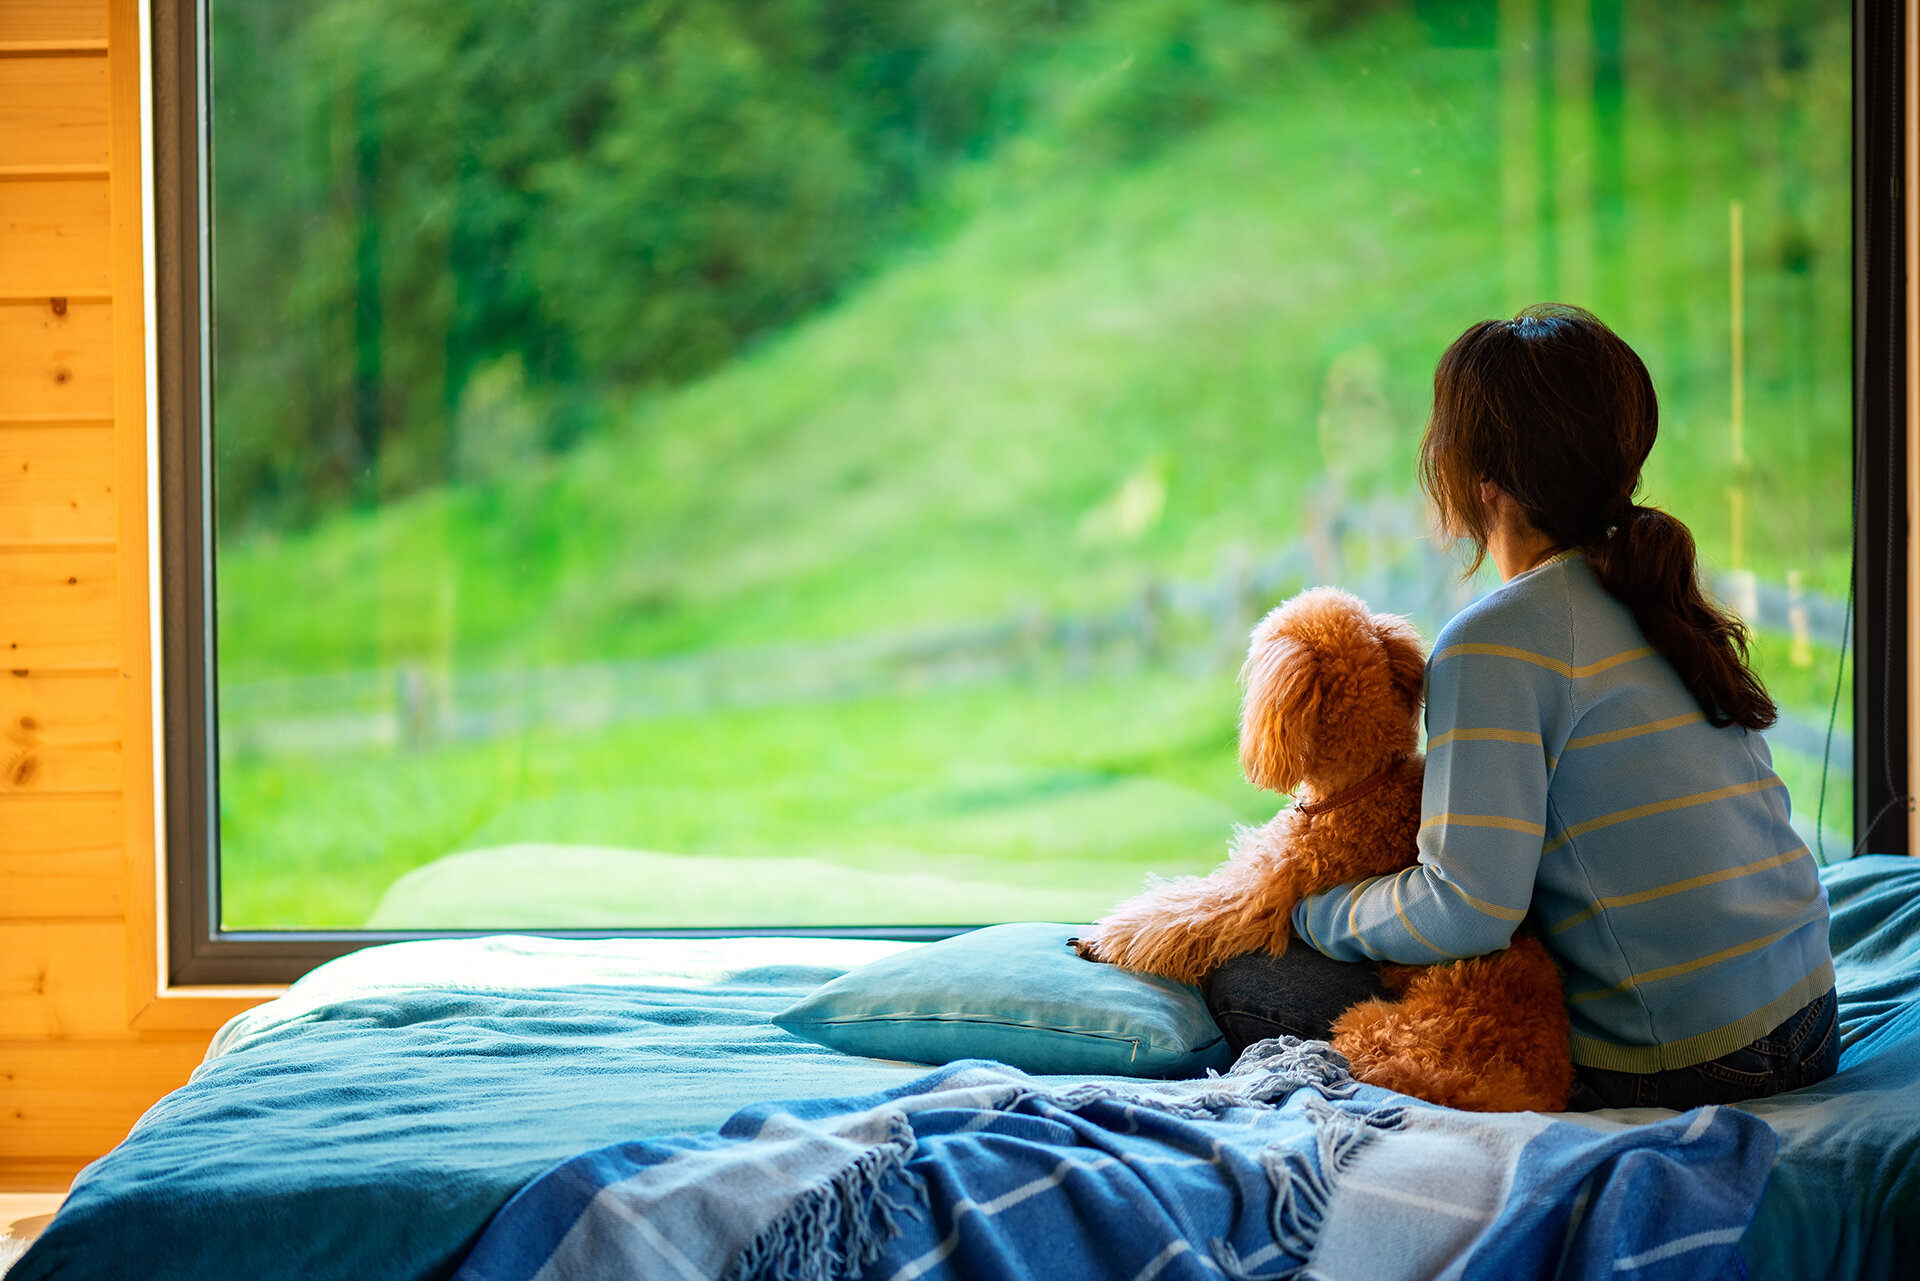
top-left (211, 2), bottom-right (1856, 929)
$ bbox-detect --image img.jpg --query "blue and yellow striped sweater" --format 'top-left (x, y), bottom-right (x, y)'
top-left (1294, 551), bottom-right (1832, 1072)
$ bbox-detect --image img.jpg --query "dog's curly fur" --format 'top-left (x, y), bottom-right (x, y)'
top-left (1078, 586), bottom-right (1574, 1113)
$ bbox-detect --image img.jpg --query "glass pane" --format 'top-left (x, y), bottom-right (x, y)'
top-left (208, 0), bottom-right (1853, 930)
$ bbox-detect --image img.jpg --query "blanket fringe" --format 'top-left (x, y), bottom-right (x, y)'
top-left (726, 1039), bottom-right (1367, 1281)
top-left (723, 1115), bottom-right (926, 1281)
top-left (1209, 1094), bottom-right (1406, 1281)
top-left (1041, 1037), bottom-right (1359, 1123)
top-left (1179, 1039), bottom-right (1361, 1113)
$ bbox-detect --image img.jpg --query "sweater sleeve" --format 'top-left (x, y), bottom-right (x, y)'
top-left (1291, 629), bottom-right (1557, 963)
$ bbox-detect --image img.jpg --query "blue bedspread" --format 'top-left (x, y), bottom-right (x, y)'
top-left (1733, 855), bottom-right (1920, 1279)
top-left (12, 858), bottom-right (1920, 1281)
top-left (453, 1041), bottom-right (1775, 1281)
top-left (12, 939), bottom-right (934, 1281)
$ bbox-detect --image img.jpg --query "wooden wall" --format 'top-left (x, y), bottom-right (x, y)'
top-left (0, 0), bottom-right (269, 1191)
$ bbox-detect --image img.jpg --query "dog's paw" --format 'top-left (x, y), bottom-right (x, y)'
top-left (1085, 916), bottom-right (1214, 984)
top-left (1068, 934), bottom-right (1106, 963)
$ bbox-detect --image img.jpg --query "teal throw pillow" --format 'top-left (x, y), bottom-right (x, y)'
top-left (771, 922), bottom-right (1233, 1078)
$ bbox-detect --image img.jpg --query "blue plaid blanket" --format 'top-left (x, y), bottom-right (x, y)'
top-left (451, 1040), bottom-right (1775, 1281)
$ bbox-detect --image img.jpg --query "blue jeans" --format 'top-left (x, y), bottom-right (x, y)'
top-left (1201, 947), bottom-right (1841, 1111)
top-left (1567, 988), bottom-right (1841, 1111)
top-left (1200, 946), bottom-right (1390, 1052)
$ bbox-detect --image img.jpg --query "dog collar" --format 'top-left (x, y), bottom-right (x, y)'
top-left (1292, 757), bottom-right (1406, 820)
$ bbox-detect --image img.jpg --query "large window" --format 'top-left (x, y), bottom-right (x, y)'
top-left (159, 0), bottom-right (1908, 978)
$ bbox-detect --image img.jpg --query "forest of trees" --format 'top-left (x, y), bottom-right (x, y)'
top-left (210, 0), bottom-right (1384, 528)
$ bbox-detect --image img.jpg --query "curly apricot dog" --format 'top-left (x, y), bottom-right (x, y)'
top-left (1078, 586), bottom-right (1573, 1112)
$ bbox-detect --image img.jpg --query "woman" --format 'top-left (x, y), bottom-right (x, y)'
top-left (1204, 304), bottom-right (1838, 1110)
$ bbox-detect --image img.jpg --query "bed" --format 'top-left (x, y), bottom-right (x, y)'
top-left (10, 855), bottom-right (1920, 1280)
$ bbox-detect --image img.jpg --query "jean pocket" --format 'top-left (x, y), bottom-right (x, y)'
top-left (1759, 992), bottom-right (1835, 1056)
top-left (1791, 1011), bottom-right (1840, 1086)
top-left (1687, 1049), bottom-right (1786, 1091)
top-left (1212, 1007), bottom-right (1321, 1046)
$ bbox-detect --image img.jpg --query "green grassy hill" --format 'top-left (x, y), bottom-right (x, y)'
top-left (218, 18), bottom-right (1847, 684)
top-left (213, 14), bottom-right (1855, 928)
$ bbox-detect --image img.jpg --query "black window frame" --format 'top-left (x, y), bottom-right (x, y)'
top-left (155, 0), bottom-right (1914, 986)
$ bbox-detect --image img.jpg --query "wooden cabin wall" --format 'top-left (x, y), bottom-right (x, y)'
top-left (0, 0), bottom-right (267, 1191)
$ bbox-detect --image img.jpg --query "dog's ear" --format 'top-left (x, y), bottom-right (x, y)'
top-left (1371, 610), bottom-right (1427, 717)
top-left (1238, 626), bottom-right (1323, 795)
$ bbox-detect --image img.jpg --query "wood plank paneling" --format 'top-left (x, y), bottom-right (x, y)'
top-left (0, 793), bottom-right (122, 919)
top-left (0, 299), bottom-right (113, 420)
top-left (107, 0), bottom-right (161, 1036)
top-left (0, 2), bottom-right (108, 47)
top-left (0, 670), bottom-right (121, 795)
top-left (0, 1038), bottom-right (210, 1164)
top-left (0, 1161), bottom-right (85, 1193)
top-left (0, 549), bottom-right (117, 670)
top-left (0, 176), bottom-right (110, 294)
top-left (0, 0), bottom-right (287, 1191)
top-left (0, 424), bottom-right (114, 544)
top-left (0, 922), bottom-right (129, 1038)
top-left (0, 55), bottom-right (108, 168)
top-left (0, 0), bottom-right (139, 1193)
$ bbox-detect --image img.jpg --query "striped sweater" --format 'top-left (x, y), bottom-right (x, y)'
top-left (1293, 551), bottom-right (1832, 1072)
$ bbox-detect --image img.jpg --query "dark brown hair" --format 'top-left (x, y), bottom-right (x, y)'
top-left (1420, 303), bottom-right (1776, 731)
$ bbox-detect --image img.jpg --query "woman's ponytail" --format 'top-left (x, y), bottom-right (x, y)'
top-left (1583, 504), bottom-right (1777, 731)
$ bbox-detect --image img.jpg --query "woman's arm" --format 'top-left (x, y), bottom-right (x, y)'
top-left (1291, 630), bottom-right (1559, 964)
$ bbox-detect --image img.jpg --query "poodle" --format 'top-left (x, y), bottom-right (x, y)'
top-left (1076, 586), bottom-right (1573, 1112)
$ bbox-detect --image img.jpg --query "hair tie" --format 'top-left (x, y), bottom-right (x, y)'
top-left (1588, 497), bottom-right (1634, 544)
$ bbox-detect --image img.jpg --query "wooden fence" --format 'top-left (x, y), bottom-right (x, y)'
top-left (219, 543), bottom-right (1854, 782)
